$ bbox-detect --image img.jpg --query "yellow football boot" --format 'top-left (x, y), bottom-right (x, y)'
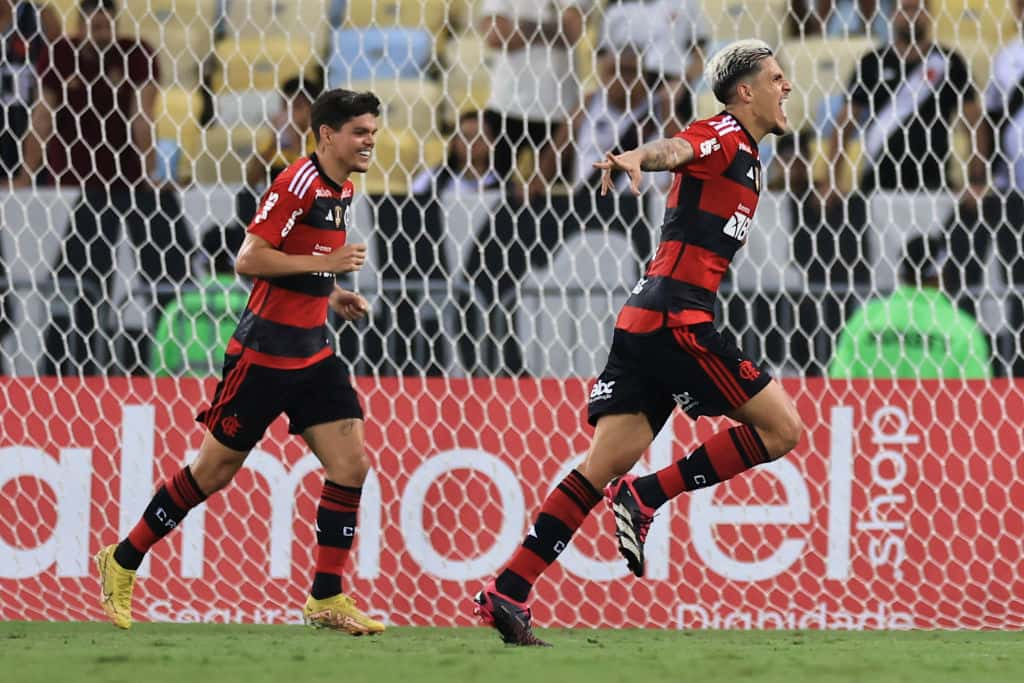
top-left (95, 544), bottom-right (136, 629)
top-left (302, 593), bottom-right (386, 635)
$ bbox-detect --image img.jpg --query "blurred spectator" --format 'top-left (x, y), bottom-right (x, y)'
top-left (364, 111), bottom-right (499, 376)
top-left (939, 0), bottom-right (1024, 375)
top-left (150, 224), bottom-right (248, 377)
top-left (478, 0), bottom-right (592, 196)
top-left (799, 0), bottom-right (980, 373)
top-left (0, 0), bottom-right (59, 345)
top-left (459, 23), bottom-right (682, 375)
top-left (17, 0), bottom-right (195, 375)
top-left (787, 0), bottom-right (892, 37)
top-left (245, 75), bottom-right (323, 189)
top-left (828, 234), bottom-right (991, 379)
top-left (1, 0), bottom-right (58, 180)
top-left (600, 0), bottom-right (709, 137)
top-left (817, 0), bottom-right (981, 284)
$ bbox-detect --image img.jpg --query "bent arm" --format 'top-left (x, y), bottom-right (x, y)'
top-left (637, 137), bottom-right (695, 172)
top-left (235, 233), bottom-right (329, 278)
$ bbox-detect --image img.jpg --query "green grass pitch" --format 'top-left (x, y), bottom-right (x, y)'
top-left (2, 622), bottom-right (1022, 683)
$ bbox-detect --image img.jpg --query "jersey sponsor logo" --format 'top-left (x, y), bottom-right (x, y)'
top-left (589, 379), bottom-right (616, 401)
top-left (342, 185), bottom-right (353, 200)
top-left (699, 137), bottom-right (721, 158)
top-left (254, 192), bottom-right (279, 223)
top-left (723, 210), bottom-right (753, 241)
top-left (315, 188), bottom-right (333, 198)
top-left (314, 243), bottom-right (332, 253)
top-left (281, 208), bottom-right (304, 238)
top-left (738, 360), bottom-right (761, 381)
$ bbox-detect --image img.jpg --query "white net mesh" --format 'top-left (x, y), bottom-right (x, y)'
top-left (2, 0), bottom-right (1024, 629)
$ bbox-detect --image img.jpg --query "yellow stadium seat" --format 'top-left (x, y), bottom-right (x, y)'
top-left (776, 37), bottom-right (874, 134)
top-left (212, 37), bottom-right (315, 93)
top-left (344, 78), bottom-right (443, 141)
top-left (224, 0), bottom-right (330, 53)
top-left (186, 124), bottom-right (260, 185)
top-left (45, 0), bottom-right (80, 31)
top-left (442, 34), bottom-right (490, 119)
top-left (932, 1), bottom-right (1016, 46)
top-left (121, 0), bottom-right (217, 88)
top-left (359, 127), bottom-right (444, 195)
top-left (155, 87), bottom-right (203, 182)
top-left (344, 0), bottom-right (448, 36)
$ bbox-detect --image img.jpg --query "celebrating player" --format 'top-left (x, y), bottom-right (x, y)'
top-left (95, 89), bottom-right (385, 635)
top-left (473, 40), bottom-right (804, 645)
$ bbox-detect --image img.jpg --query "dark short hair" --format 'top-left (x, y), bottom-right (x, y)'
top-left (310, 89), bottom-right (381, 142)
top-left (80, 0), bottom-right (117, 14)
top-left (282, 76), bottom-right (322, 103)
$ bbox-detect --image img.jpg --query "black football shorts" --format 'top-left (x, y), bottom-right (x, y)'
top-left (587, 324), bottom-right (772, 434)
top-left (197, 354), bottom-right (364, 451)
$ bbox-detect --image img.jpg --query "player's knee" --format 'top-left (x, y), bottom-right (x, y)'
top-left (326, 449), bottom-right (370, 486)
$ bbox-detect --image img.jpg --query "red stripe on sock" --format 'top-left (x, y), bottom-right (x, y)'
top-left (319, 499), bottom-right (359, 513)
top-left (546, 487), bottom-right (592, 529)
top-left (503, 547), bottom-right (550, 587)
top-left (164, 479), bottom-right (187, 510)
top-left (127, 519), bottom-right (160, 554)
top-left (314, 546), bottom-right (350, 575)
top-left (705, 429), bottom-right (749, 481)
top-left (172, 471), bottom-right (199, 508)
top-left (656, 461), bottom-right (688, 500)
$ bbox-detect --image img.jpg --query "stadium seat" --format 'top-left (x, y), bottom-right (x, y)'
top-left (211, 37), bottom-right (315, 93)
top-left (932, 0), bottom-right (1015, 45)
top-left (441, 33), bottom-right (491, 120)
top-left (222, 0), bottom-right (330, 53)
top-left (360, 127), bottom-right (444, 195)
top-left (121, 0), bottom-right (217, 88)
top-left (155, 87), bottom-right (203, 182)
top-left (776, 37), bottom-right (875, 135)
top-left (187, 124), bottom-right (259, 185)
top-left (344, 0), bottom-right (448, 37)
top-left (341, 79), bottom-right (444, 142)
top-left (45, 0), bottom-right (79, 31)
top-left (330, 26), bottom-right (435, 82)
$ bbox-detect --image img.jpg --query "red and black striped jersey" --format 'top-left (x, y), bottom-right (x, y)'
top-left (616, 112), bottom-right (762, 333)
top-left (227, 153), bottom-right (355, 369)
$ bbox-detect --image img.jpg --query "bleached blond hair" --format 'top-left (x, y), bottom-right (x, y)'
top-left (705, 39), bottom-right (775, 104)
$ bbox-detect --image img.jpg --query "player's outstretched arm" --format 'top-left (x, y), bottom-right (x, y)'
top-left (236, 233), bottom-right (367, 278)
top-left (592, 138), bottom-right (695, 196)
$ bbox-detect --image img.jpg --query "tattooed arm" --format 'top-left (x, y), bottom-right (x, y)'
top-left (592, 138), bottom-right (695, 196)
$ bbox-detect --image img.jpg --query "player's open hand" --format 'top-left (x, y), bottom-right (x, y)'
top-left (326, 243), bottom-right (368, 273)
top-left (329, 288), bottom-right (370, 321)
top-left (593, 151), bottom-right (643, 197)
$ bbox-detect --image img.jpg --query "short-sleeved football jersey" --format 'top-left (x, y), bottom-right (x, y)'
top-left (228, 153), bottom-right (355, 368)
top-left (616, 112), bottom-right (762, 333)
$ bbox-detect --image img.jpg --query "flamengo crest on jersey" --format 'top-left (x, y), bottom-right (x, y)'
top-left (617, 113), bottom-right (762, 334)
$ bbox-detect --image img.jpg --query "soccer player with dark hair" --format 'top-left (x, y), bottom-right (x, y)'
top-left (96, 89), bottom-right (386, 635)
top-left (473, 40), bottom-right (804, 646)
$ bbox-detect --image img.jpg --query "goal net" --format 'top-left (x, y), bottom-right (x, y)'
top-left (1, 0), bottom-right (1023, 630)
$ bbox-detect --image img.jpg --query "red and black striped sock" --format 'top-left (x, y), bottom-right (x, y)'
top-left (310, 480), bottom-right (361, 600)
top-left (114, 466), bottom-right (207, 570)
top-left (494, 469), bottom-right (601, 603)
top-left (633, 425), bottom-right (771, 509)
